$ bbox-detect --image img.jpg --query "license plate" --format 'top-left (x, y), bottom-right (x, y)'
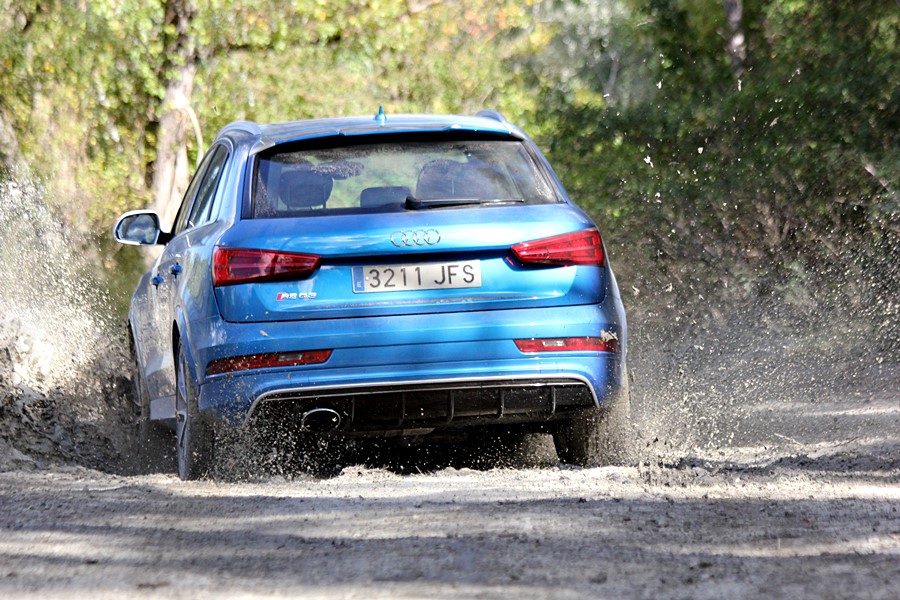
top-left (352, 261), bottom-right (482, 293)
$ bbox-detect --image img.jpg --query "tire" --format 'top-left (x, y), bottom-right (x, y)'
top-left (553, 366), bottom-right (632, 466)
top-left (459, 428), bottom-right (548, 469)
top-left (131, 341), bottom-right (174, 473)
top-left (269, 430), bottom-right (345, 477)
top-left (175, 340), bottom-right (216, 480)
top-left (470, 429), bottom-right (527, 469)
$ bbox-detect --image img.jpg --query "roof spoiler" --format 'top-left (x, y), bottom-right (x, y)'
top-left (217, 120), bottom-right (262, 138)
top-left (475, 110), bottom-right (510, 124)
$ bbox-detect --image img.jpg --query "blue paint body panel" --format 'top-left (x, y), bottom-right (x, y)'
top-left (123, 113), bottom-right (627, 438)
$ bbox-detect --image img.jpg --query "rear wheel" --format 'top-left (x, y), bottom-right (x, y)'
top-left (459, 428), bottom-right (553, 469)
top-left (553, 366), bottom-right (632, 466)
top-left (267, 430), bottom-right (345, 477)
top-left (175, 340), bottom-right (216, 480)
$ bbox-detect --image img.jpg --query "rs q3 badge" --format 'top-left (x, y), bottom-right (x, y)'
top-left (276, 292), bottom-right (317, 301)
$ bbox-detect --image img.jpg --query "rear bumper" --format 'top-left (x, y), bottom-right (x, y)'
top-left (249, 375), bottom-right (598, 434)
top-left (192, 301), bottom-right (626, 428)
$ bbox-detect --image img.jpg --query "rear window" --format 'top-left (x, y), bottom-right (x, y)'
top-left (251, 137), bottom-right (559, 218)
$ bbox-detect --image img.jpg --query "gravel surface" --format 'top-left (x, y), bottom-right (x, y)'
top-left (0, 442), bottom-right (897, 599)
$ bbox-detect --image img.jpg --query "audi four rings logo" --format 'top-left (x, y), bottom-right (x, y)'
top-left (390, 229), bottom-right (441, 246)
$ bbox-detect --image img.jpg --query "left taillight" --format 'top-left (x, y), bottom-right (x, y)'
top-left (207, 350), bottom-right (332, 376)
top-left (213, 247), bottom-right (320, 287)
top-left (511, 228), bottom-right (605, 267)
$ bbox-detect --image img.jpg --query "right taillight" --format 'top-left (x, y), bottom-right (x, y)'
top-left (511, 228), bottom-right (605, 267)
top-left (515, 336), bottom-right (618, 353)
top-left (213, 247), bottom-right (320, 286)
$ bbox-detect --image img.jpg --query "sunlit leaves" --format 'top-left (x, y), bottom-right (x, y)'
top-left (0, 0), bottom-right (550, 227)
top-left (532, 0), bottom-right (898, 308)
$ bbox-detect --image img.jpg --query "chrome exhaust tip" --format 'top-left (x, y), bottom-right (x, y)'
top-left (300, 408), bottom-right (342, 433)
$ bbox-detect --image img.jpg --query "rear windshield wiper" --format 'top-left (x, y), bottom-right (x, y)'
top-left (404, 196), bottom-right (525, 210)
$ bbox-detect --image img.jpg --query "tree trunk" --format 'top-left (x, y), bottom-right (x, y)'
top-left (151, 63), bottom-right (196, 228)
top-left (0, 106), bottom-right (25, 175)
top-left (150, 0), bottom-right (197, 228)
top-left (723, 0), bottom-right (747, 79)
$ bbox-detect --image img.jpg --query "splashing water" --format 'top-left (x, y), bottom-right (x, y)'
top-left (0, 180), bottom-right (111, 382)
top-left (0, 178), bottom-right (129, 470)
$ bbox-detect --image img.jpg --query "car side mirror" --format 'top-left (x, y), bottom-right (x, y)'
top-left (113, 210), bottom-right (167, 245)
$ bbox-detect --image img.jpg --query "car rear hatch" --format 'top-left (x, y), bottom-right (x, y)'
top-left (213, 204), bottom-right (607, 323)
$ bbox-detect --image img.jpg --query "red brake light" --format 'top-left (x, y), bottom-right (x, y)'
top-left (213, 247), bottom-right (320, 286)
top-left (511, 228), bottom-right (605, 267)
top-left (207, 350), bottom-right (332, 376)
top-left (515, 336), bottom-right (618, 353)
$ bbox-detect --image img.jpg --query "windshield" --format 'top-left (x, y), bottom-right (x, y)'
top-left (251, 138), bottom-right (560, 218)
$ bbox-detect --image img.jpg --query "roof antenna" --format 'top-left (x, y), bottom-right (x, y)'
top-left (375, 105), bottom-right (386, 124)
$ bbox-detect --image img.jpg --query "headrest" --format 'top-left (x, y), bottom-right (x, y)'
top-left (415, 159), bottom-right (462, 199)
top-left (415, 159), bottom-right (509, 200)
top-left (279, 169), bottom-right (333, 209)
top-left (360, 186), bottom-right (411, 208)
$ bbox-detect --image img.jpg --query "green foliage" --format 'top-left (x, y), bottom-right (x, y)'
top-left (199, 1), bottom-right (542, 132)
top-left (531, 0), bottom-right (898, 309)
top-left (0, 0), bottom-right (549, 317)
top-left (0, 0), bottom-right (545, 228)
top-left (0, 1), bottom-right (160, 222)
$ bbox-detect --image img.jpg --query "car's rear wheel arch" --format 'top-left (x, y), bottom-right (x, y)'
top-left (553, 365), bottom-right (632, 466)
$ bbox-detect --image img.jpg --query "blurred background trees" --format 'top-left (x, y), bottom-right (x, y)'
top-left (1, 0), bottom-right (897, 326)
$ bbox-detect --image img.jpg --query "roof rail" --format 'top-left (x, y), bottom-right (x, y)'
top-left (475, 109), bottom-right (509, 124)
top-left (217, 120), bottom-right (262, 138)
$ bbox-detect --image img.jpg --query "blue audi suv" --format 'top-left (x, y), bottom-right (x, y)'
top-left (114, 110), bottom-right (628, 479)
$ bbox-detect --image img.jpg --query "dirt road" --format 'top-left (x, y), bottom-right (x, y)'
top-left (1, 316), bottom-right (898, 599)
top-left (1, 454), bottom-right (897, 600)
